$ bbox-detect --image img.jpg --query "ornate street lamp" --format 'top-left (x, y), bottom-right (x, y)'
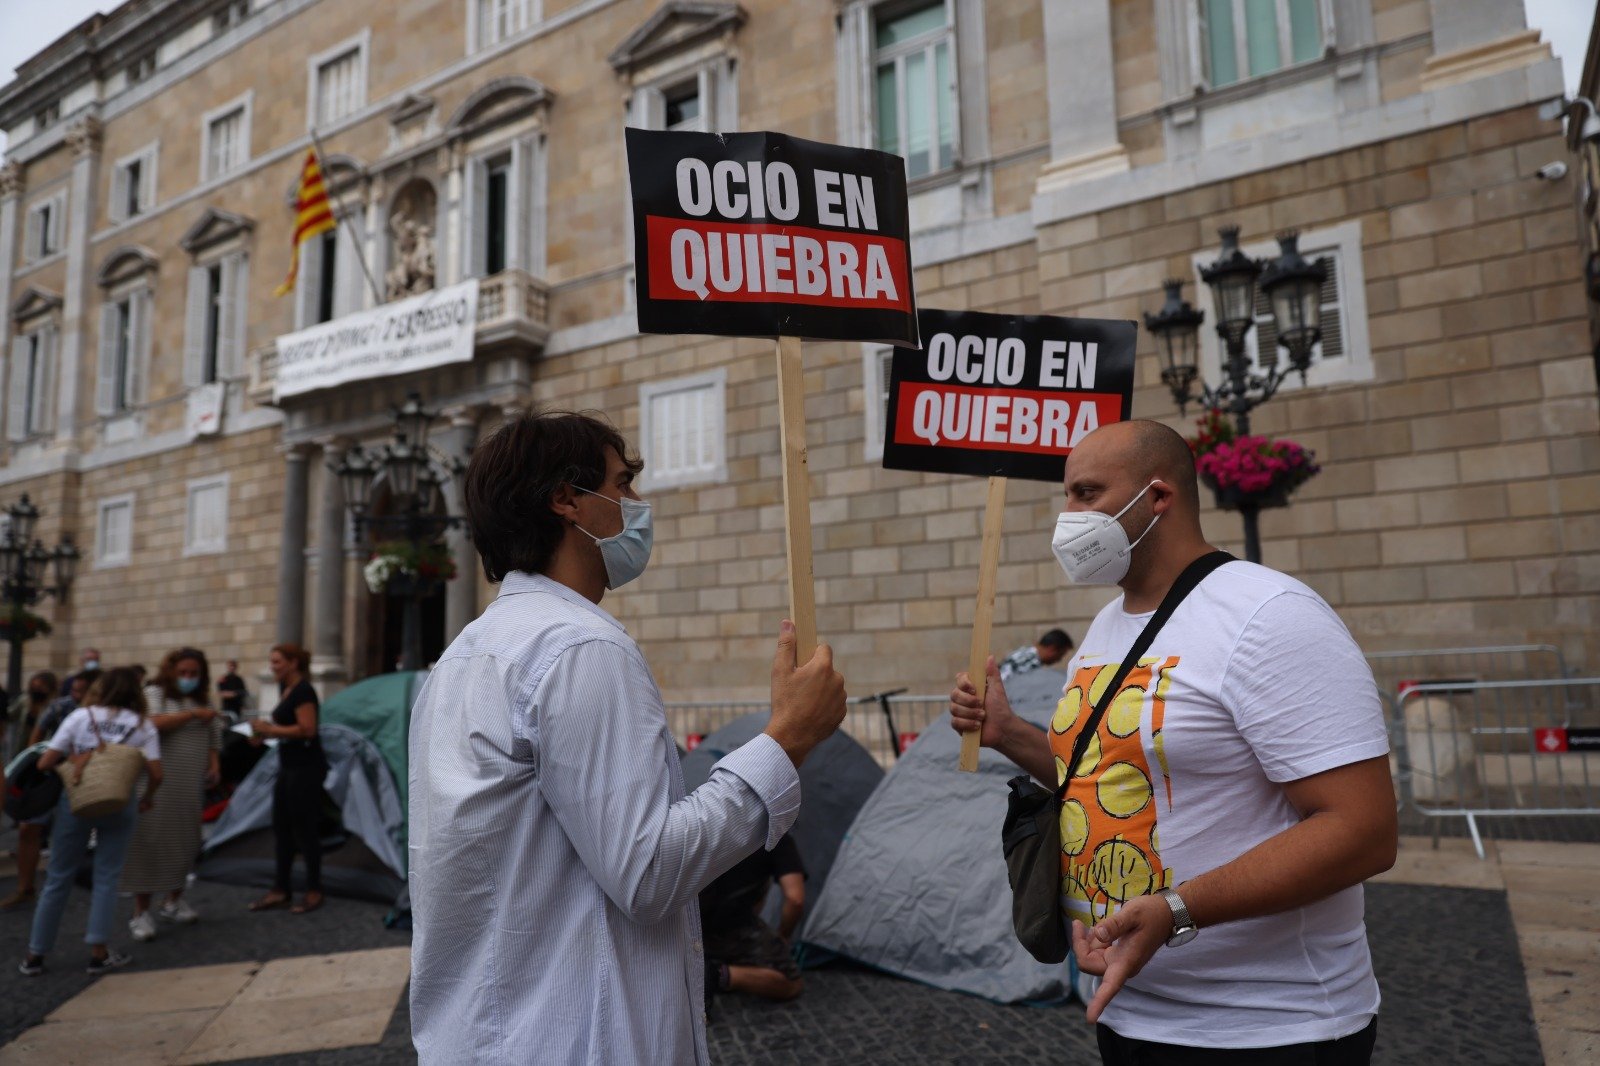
top-left (0, 496), bottom-right (76, 707)
top-left (1142, 226), bottom-right (1330, 563)
top-left (329, 395), bottom-right (466, 672)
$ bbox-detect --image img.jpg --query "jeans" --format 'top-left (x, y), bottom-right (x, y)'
top-left (29, 793), bottom-right (138, 956)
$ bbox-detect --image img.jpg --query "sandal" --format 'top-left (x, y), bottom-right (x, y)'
top-left (290, 892), bottom-right (324, 915)
top-left (248, 892), bottom-right (290, 912)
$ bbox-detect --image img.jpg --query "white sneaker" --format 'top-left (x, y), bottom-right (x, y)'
top-left (159, 898), bottom-right (200, 924)
top-left (128, 911), bottom-right (157, 941)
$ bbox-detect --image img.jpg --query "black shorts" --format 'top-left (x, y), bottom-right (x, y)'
top-left (703, 917), bottom-right (800, 980)
top-left (1096, 1017), bottom-right (1377, 1066)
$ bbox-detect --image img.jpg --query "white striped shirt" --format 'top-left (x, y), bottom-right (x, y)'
top-left (408, 571), bottom-right (801, 1065)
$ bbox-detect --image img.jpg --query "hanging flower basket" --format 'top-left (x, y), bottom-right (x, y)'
top-left (0, 606), bottom-right (53, 643)
top-left (1187, 409), bottom-right (1320, 513)
top-left (363, 540), bottom-right (457, 595)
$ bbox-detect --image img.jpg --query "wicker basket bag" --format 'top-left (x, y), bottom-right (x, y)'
top-left (55, 711), bottom-right (144, 818)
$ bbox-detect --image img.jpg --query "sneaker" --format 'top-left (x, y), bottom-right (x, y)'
top-left (85, 951), bottom-right (131, 975)
top-left (159, 899), bottom-right (200, 924)
top-left (18, 955), bottom-right (44, 977)
top-left (128, 911), bottom-right (157, 941)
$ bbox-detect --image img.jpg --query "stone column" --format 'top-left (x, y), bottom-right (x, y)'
top-left (1421, 0), bottom-right (1548, 92)
top-left (0, 164), bottom-right (22, 350)
top-left (276, 444), bottom-right (312, 645)
top-left (1035, 0), bottom-right (1129, 196)
top-left (311, 438), bottom-right (349, 688)
top-left (56, 117), bottom-right (102, 444)
top-left (439, 408), bottom-right (481, 642)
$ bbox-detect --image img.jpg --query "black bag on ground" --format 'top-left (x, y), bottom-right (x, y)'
top-left (1002, 551), bottom-right (1232, 964)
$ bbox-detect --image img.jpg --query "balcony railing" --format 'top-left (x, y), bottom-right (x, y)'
top-left (249, 269), bottom-right (550, 405)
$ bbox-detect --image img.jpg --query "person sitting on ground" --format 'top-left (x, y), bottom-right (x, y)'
top-left (1, 671), bottom-right (60, 911)
top-left (997, 628), bottom-right (1074, 681)
top-left (700, 831), bottom-right (807, 1002)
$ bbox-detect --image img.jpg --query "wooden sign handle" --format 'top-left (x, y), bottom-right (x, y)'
top-left (775, 336), bottom-right (818, 661)
top-left (959, 476), bottom-right (1008, 772)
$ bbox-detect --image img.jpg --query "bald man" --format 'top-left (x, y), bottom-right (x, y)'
top-left (952, 420), bottom-right (1395, 1065)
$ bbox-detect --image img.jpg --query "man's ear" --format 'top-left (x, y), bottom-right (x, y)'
top-left (549, 482), bottom-right (580, 523)
top-left (1148, 479), bottom-right (1175, 516)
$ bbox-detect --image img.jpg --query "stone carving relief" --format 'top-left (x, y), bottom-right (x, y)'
top-left (385, 179), bottom-right (437, 300)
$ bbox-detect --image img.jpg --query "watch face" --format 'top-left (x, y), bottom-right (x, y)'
top-left (1167, 926), bottom-right (1199, 948)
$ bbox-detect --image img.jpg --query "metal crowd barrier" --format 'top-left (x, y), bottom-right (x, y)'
top-left (1364, 644), bottom-right (1570, 696)
top-left (1389, 677), bottom-right (1600, 857)
top-left (664, 691), bottom-right (953, 768)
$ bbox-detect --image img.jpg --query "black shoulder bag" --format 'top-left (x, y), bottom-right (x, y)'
top-left (1002, 550), bottom-right (1232, 964)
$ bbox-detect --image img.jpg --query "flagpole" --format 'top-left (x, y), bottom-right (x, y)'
top-left (308, 127), bottom-right (385, 306)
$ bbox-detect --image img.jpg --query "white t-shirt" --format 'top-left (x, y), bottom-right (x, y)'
top-left (48, 706), bottom-right (161, 762)
top-left (1048, 560), bottom-right (1388, 1048)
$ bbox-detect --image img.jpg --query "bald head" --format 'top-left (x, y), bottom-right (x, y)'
top-left (1067, 419), bottom-right (1200, 513)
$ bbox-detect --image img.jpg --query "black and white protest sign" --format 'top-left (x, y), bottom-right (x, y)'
top-left (882, 309), bottom-right (1136, 483)
top-left (626, 128), bottom-right (918, 347)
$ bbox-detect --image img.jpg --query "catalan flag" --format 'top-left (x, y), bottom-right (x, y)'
top-left (274, 149), bottom-right (336, 297)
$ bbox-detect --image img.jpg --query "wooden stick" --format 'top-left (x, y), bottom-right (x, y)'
top-left (775, 336), bottom-right (818, 661)
top-left (960, 475), bottom-right (1008, 772)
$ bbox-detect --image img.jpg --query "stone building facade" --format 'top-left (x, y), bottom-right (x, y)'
top-left (0, 0), bottom-right (1592, 702)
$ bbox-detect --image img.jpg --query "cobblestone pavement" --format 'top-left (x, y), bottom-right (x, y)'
top-left (0, 834), bottom-right (1539, 1064)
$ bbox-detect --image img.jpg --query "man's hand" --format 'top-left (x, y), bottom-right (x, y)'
top-left (1072, 894), bottom-right (1173, 1023)
top-left (766, 620), bottom-right (847, 767)
top-left (949, 656), bottom-right (1016, 751)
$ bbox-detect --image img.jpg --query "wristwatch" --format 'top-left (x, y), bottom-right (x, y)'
top-left (1158, 887), bottom-right (1198, 947)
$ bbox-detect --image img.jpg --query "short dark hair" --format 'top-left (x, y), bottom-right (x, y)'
top-left (86, 667), bottom-right (148, 719)
top-left (1039, 629), bottom-right (1074, 651)
top-left (464, 411), bottom-right (643, 583)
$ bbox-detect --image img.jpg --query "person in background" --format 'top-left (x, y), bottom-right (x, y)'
top-left (216, 660), bottom-right (248, 719)
top-left (21, 668), bottom-right (163, 977)
top-left (123, 649), bottom-right (224, 941)
top-left (59, 647), bottom-right (101, 697)
top-left (35, 671), bottom-right (97, 750)
top-left (1, 671), bottom-right (60, 910)
top-left (5, 670), bottom-right (57, 764)
top-left (247, 644), bottom-right (325, 915)
top-left (700, 831), bottom-right (807, 1002)
top-left (997, 628), bottom-right (1075, 681)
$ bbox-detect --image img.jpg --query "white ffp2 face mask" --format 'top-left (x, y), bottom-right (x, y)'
top-left (573, 487), bottom-right (654, 589)
top-left (1051, 481), bottom-right (1160, 586)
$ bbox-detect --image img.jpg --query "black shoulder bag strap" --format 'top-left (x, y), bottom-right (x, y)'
top-left (1057, 549), bottom-right (1234, 799)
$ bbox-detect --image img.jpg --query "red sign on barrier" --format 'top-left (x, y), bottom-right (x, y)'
top-left (1535, 728), bottom-right (1567, 753)
top-left (899, 732), bottom-right (920, 751)
top-left (685, 733), bottom-right (704, 751)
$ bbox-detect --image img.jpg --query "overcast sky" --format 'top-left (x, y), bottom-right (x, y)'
top-left (0, 0), bottom-right (1595, 161)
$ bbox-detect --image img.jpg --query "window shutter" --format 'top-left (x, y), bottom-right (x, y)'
top-left (109, 167), bottom-right (128, 224)
top-left (1315, 252), bottom-right (1343, 362)
top-left (141, 149), bottom-right (157, 211)
top-left (222, 253), bottom-right (249, 378)
top-left (509, 137), bottom-right (533, 271)
top-left (129, 290), bottom-right (150, 404)
top-left (337, 214), bottom-right (365, 316)
top-left (97, 303), bottom-right (120, 415)
top-left (7, 340), bottom-right (28, 442)
top-left (183, 264), bottom-right (208, 387)
top-left (642, 87), bottom-right (667, 131)
top-left (24, 209), bottom-right (41, 262)
top-left (467, 159), bottom-right (489, 277)
top-left (297, 231), bottom-right (322, 327)
top-left (35, 328), bottom-right (55, 435)
top-left (49, 197), bottom-right (65, 252)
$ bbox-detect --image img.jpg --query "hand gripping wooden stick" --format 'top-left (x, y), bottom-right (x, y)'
top-left (960, 475), bottom-right (1008, 772)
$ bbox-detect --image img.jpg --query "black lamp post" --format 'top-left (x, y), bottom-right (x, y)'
top-left (1143, 227), bottom-right (1326, 563)
top-left (0, 495), bottom-right (79, 703)
top-left (330, 392), bottom-right (466, 672)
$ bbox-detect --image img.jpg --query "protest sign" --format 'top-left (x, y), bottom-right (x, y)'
top-left (882, 309), bottom-right (1136, 769)
top-left (628, 129), bottom-right (919, 659)
top-left (882, 309), bottom-right (1136, 482)
top-left (626, 128), bottom-right (918, 349)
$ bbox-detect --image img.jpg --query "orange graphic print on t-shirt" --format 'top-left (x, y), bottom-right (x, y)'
top-left (1048, 656), bottom-right (1179, 925)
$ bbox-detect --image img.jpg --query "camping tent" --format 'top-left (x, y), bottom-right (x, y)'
top-left (798, 666), bottom-right (1077, 1004)
top-left (680, 713), bottom-right (883, 907)
top-left (197, 671), bottom-right (425, 902)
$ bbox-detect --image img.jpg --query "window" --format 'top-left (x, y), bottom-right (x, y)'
top-left (126, 53), bottom-right (156, 85)
top-left (476, 0), bottom-right (539, 50)
top-left (310, 38), bottom-right (368, 128)
top-left (467, 142), bottom-right (538, 278)
top-left (1191, 221), bottom-right (1371, 390)
top-left (862, 345), bottom-right (896, 460)
top-left (485, 159), bottom-right (510, 275)
top-left (8, 328), bottom-right (55, 442)
top-left (213, 0), bottom-right (250, 33)
top-left (97, 290), bottom-right (151, 415)
top-left (33, 101), bottom-right (60, 134)
top-left (1201, 0), bottom-right (1323, 88)
top-left (202, 96), bottom-right (251, 180)
top-left (873, 0), bottom-right (957, 180)
top-left (638, 369), bottom-right (728, 490)
top-left (110, 144), bottom-right (158, 223)
top-left (184, 477), bottom-right (229, 555)
top-left (185, 253), bottom-right (249, 386)
top-left (295, 209), bottom-right (364, 327)
top-left (316, 231), bottom-right (339, 323)
top-left (24, 192), bottom-right (66, 262)
top-left (664, 81), bottom-right (702, 132)
top-left (96, 495), bottom-right (134, 568)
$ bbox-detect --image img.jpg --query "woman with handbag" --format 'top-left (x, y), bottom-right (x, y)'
top-left (20, 668), bottom-right (163, 977)
top-left (246, 644), bottom-right (326, 915)
top-left (122, 648), bottom-right (224, 940)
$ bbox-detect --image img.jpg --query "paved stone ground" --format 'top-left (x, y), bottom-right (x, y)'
top-left (0, 853), bottom-right (1540, 1065)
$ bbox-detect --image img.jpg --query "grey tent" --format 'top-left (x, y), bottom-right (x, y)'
top-left (799, 667), bottom-right (1077, 1004)
top-left (680, 713), bottom-right (883, 911)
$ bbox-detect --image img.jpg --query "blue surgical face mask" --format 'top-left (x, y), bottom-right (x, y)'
top-left (573, 486), bottom-right (653, 590)
top-left (83, 659), bottom-right (100, 672)
top-left (177, 677), bottom-right (200, 695)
